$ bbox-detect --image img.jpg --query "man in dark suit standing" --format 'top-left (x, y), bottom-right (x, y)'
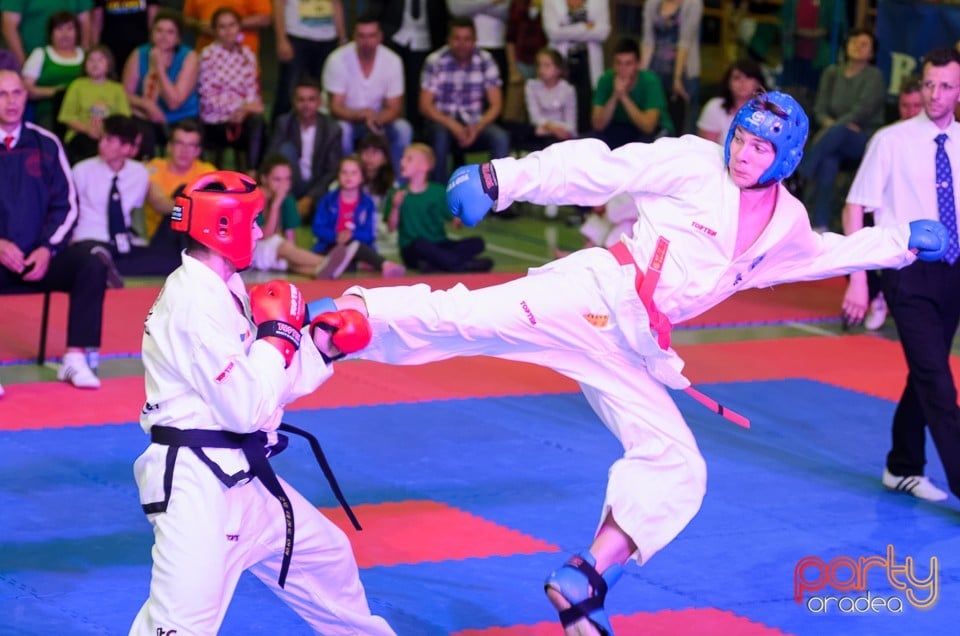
top-left (367, 0), bottom-right (449, 131)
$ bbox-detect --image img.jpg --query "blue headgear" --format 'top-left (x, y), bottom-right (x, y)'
top-left (723, 91), bottom-right (809, 186)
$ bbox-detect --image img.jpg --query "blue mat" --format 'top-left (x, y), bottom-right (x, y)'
top-left (1, 380), bottom-right (958, 635)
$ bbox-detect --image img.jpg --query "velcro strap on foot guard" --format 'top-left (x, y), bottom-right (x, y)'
top-left (545, 551), bottom-right (623, 636)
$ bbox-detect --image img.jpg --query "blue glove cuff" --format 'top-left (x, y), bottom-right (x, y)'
top-left (305, 297), bottom-right (337, 323)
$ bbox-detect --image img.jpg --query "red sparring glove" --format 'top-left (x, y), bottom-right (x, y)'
top-left (310, 310), bottom-right (372, 362)
top-left (249, 280), bottom-right (306, 367)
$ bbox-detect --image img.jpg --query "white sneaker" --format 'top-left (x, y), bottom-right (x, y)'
top-left (882, 467), bottom-right (948, 502)
top-left (57, 352), bottom-right (101, 389)
top-left (864, 293), bottom-right (888, 331)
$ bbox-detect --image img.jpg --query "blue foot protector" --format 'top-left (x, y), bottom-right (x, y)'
top-left (544, 551), bottom-right (623, 636)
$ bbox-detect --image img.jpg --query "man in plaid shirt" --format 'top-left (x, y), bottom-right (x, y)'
top-left (419, 16), bottom-right (509, 183)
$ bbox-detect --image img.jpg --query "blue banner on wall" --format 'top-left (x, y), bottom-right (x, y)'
top-left (876, 0), bottom-right (960, 95)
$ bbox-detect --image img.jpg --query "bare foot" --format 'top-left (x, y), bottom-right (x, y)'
top-left (545, 585), bottom-right (602, 636)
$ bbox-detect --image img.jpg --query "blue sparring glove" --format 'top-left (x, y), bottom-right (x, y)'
top-left (908, 220), bottom-right (950, 262)
top-left (447, 163), bottom-right (499, 227)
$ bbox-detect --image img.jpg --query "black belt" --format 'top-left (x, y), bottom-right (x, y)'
top-left (144, 423), bottom-right (362, 588)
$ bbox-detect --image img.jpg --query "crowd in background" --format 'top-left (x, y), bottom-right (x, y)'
top-left (0, 0), bottom-right (925, 393)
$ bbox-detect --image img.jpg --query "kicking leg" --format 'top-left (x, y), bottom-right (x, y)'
top-left (543, 366), bottom-right (708, 636)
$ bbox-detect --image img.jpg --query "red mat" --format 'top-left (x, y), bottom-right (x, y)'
top-left (0, 275), bottom-right (846, 363)
top-left (452, 608), bottom-right (789, 636)
top-left (319, 500), bottom-right (559, 568)
top-left (2, 335), bottom-right (933, 431)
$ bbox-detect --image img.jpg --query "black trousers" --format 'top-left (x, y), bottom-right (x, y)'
top-left (882, 259), bottom-right (960, 496)
top-left (383, 42), bottom-right (429, 131)
top-left (72, 239), bottom-right (181, 278)
top-left (400, 237), bottom-right (485, 272)
top-left (0, 243), bottom-right (108, 348)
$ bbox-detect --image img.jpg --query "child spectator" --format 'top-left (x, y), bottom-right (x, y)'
top-left (58, 44), bottom-right (130, 163)
top-left (387, 143), bottom-right (493, 273)
top-left (313, 156), bottom-right (405, 277)
top-left (357, 133), bottom-right (396, 211)
top-left (525, 48), bottom-right (577, 144)
top-left (255, 154), bottom-right (358, 279)
top-left (516, 47), bottom-right (577, 218)
top-left (22, 11), bottom-right (85, 133)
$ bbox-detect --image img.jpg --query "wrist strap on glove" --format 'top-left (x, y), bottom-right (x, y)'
top-left (480, 163), bottom-right (499, 202)
top-left (256, 320), bottom-right (302, 348)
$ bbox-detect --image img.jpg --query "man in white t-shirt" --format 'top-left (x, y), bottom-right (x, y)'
top-left (322, 14), bottom-right (411, 168)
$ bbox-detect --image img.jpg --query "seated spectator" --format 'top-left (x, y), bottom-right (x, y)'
top-left (420, 17), bottom-right (509, 183)
top-left (92, 0), bottom-right (158, 68)
top-left (312, 155), bottom-right (405, 277)
top-left (508, 47), bottom-right (576, 150)
top-left (322, 13), bottom-right (411, 170)
top-left (0, 69), bottom-right (107, 390)
top-left (387, 143), bottom-right (493, 273)
top-left (22, 11), bottom-right (85, 133)
top-left (69, 114), bottom-right (180, 287)
top-left (255, 154), bottom-right (359, 279)
top-left (265, 77), bottom-right (343, 220)
top-left (183, 0), bottom-right (271, 58)
top-left (899, 75), bottom-right (922, 121)
top-left (797, 28), bottom-right (885, 233)
top-left (122, 9), bottom-right (199, 158)
top-left (141, 119), bottom-right (215, 256)
top-left (591, 36), bottom-right (671, 149)
top-left (197, 7), bottom-right (265, 174)
top-left (696, 58), bottom-right (767, 144)
top-left (505, 47), bottom-right (577, 219)
top-left (58, 44), bottom-right (130, 163)
top-left (357, 132), bottom-right (397, 212)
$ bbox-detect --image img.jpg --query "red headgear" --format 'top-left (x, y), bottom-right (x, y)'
top-left (171, 171), bottom-right (264, 270)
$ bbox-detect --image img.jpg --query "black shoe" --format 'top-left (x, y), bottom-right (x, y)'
top-left (461, 257), bottom-right (494, 273)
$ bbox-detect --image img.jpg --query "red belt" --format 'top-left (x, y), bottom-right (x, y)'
top-left (609, 240), bottom-right (750, 429)
top-left (609, 239), bottom-right (672, 350)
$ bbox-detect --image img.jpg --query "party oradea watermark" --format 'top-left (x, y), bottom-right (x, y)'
top-left (794, 545), bottom-right (938, 614)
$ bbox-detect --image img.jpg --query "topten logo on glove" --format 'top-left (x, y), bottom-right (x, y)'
top-left (793, 545), bottom-right (938, 613)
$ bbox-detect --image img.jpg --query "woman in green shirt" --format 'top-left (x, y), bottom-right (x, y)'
top-left (21, 11), bottom-right (84, 133)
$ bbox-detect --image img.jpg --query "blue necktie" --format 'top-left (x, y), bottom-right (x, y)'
top-left (935, 133), bottom-right (960, 265)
